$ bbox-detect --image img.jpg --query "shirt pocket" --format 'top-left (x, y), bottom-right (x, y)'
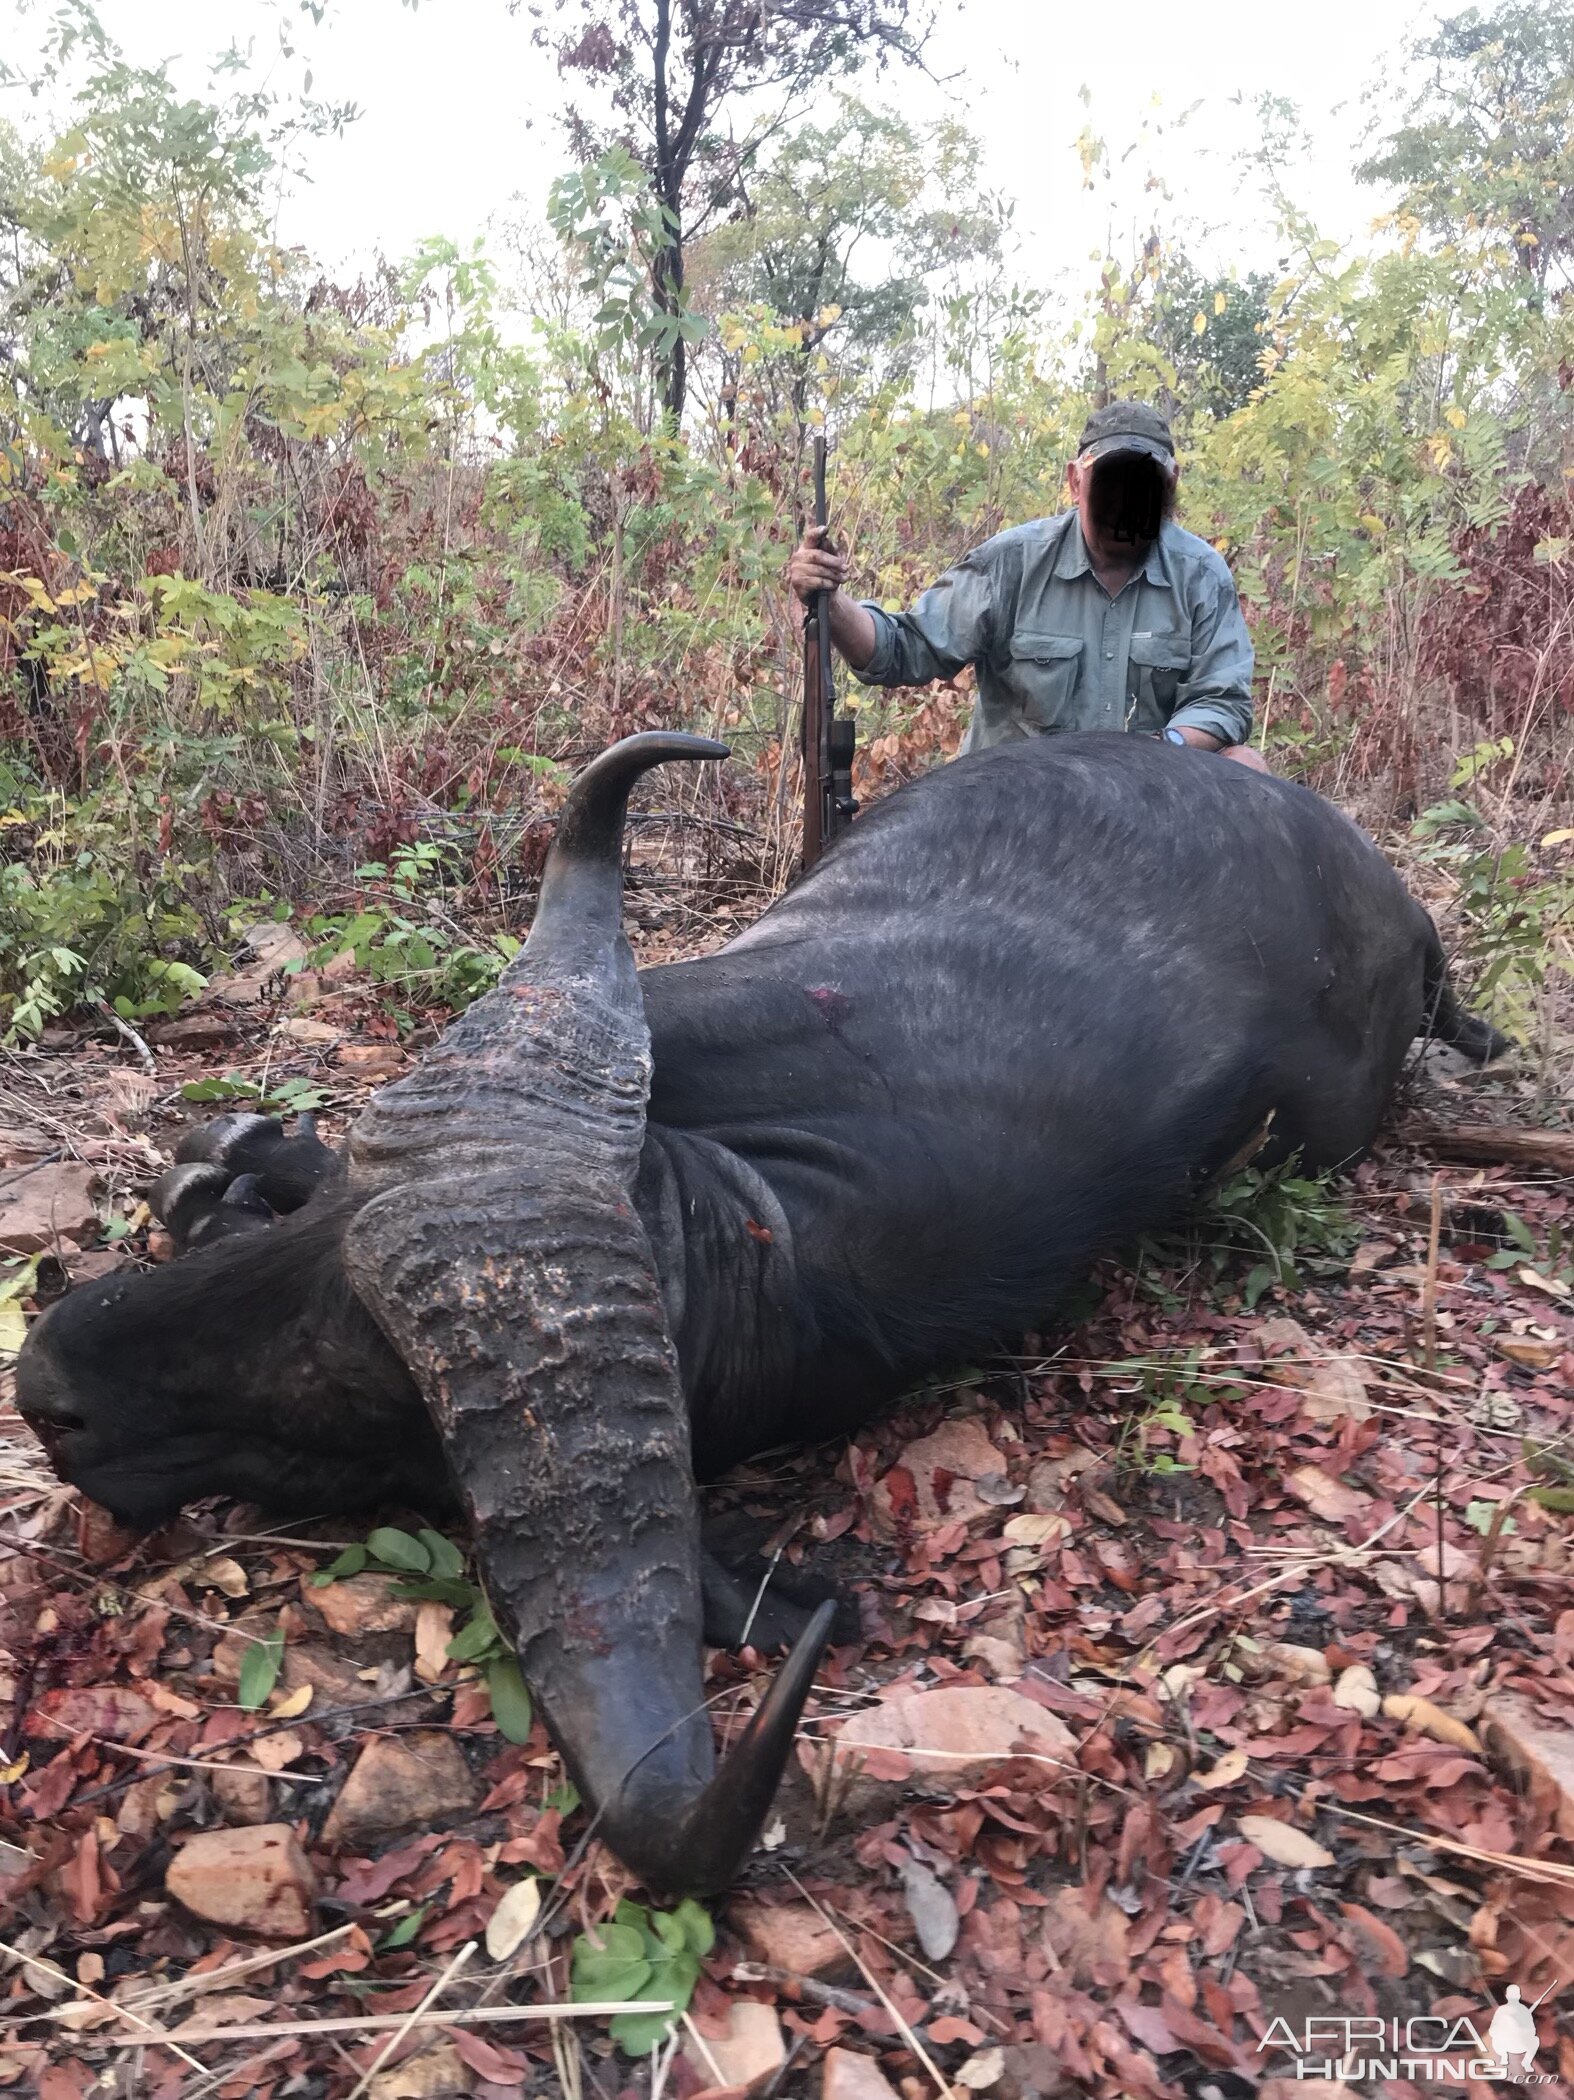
top-left (1008, 633), bottom-right (1083, 731)
top-left (1127, 632), bottom-right (1192, 724)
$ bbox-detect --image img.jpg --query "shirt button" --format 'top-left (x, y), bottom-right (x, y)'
top-left (1104, 651), bottom-right (1115, 659)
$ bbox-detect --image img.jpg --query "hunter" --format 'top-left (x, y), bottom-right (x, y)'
top-left (786, 401), bottom-right (1266, 770)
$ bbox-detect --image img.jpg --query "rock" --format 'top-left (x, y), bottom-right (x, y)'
top-left (0, 1161), bottom-right (99, 1254)
top-left (322, 947), bottom-right (361, 983)
top-left (834, 1684), bottom-right (1074, 1799)
top-left (210, 1763), bottom-right (272, 1825)
top-left (870, 1416), bottom-right (1006, 1533)
top-left (683, 2000), bottom-right (784, 2096)
top-left (279, 1640), bottom-right (376, 1708)
top-left (336, 1044), bottom-right (408, 1079)
top-left (166, 1824), bottom-right (316, 1939)
top-left (1040, 1885), bottom-right (1130, 1983)
top-left (321, 1730), bottom-right (479, 1850)
top-left (277, 1016), bottom-right (342, 1045)
top-left (0, 1124), bottom-right (52, 1166)
top-left (1480, 1694), bottom-right (1574, 1840)
top-left (66, 1247), bottom-right (122, 1284)
top-left (730, 1897), bottom-right (851, 1979)
top-left (313, 1574), bottom-right (421, 1638)
top-left (209, 922), bottom-right (312, 1005)
top-left (146, 1012), bottom-right (239, 1051)
top-left (1260, 1640), bottom-right (1332, 1687)
top-left (822, 2048), bottom-right (902, 2100)
top-left (368, 2042), bottom-right (477, 2099)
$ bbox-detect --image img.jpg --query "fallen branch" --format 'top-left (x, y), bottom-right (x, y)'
top-left (1400, 1116), bottom-right (1574, 1175)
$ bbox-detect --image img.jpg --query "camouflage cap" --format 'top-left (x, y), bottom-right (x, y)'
top-left (1075, 400), bottom-right (1176, 468)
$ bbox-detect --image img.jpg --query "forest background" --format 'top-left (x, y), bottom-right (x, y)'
top-left (0, 0), bottom-right (1571, 1095)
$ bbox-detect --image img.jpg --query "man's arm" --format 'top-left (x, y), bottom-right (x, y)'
top-left (1166, 554), bottom-right (1255, 751)
top-left (786, 527), bottom-right (992, 688)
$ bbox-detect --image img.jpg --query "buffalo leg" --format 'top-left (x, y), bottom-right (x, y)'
top-left (155, 1113), bottom-right (343, 1251)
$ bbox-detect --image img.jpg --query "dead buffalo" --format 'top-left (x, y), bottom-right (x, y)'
top-left (16, 731), bottom-right (1503, 1893)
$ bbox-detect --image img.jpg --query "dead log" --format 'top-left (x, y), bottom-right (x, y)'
top-left (1399, 1116), bottom-right (1574, 1175)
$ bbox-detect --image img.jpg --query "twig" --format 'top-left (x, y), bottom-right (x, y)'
top-left (1422, 1171), bottom-right (1444, 1371)
top-left (117, 1922), bottom-right (361, 2012)
top-left (46, 1997), bottom-right (678, 2050)
top-left (346, 1938), bottom-right (475, 2099)
top-left (96, 1000), bottom-right (156, 1075)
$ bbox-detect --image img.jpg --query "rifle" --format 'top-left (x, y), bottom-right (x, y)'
top-left (800, 434), bottom-right (857, 873)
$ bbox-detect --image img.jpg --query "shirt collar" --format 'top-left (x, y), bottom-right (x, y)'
top-left (1055, 511), bottom-right (1174, 589)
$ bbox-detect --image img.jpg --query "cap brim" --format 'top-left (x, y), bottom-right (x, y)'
top-left (1081, 436), bottom-right (1175, 468)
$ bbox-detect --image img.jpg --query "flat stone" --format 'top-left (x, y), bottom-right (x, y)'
top-left (321, 1730), bottom-right (479, 1850)
top-left (730, 1897), bottom-right (851, 1979)
top-left (146, 1012), bottom-right (239, 1051)
top-left (1481, 1694), bottom-right (1574, 1840)
top-left (277, 1017), bottom-right (343, 1045)
top-left (834, 1684), bottom-right (1074, 1797)
top-left (209, 922), bottom-right (311, 1006)
top-left (683, 2000), bottom-right (784, 2096)
top-left (335, 1043), bottom-right (408, 1079)
top-left (313, 1573), bottom-right (421, 1638)
top-left (822, 2048), bottom-right (901, 2100)
top-left (210, 1763), bottom-right (272, 1826)
top-left (0, 1161), bottom-right (99, 1254)
top-left (166, 1823), bottom-right (316, 1939)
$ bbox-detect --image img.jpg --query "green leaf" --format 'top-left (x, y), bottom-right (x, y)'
top-left (366, 1526), bottom-right (431, 1574)
top-left (609, 2008), bottom-right (679, 2056)
top-left (447, 1602), bottom-right (503, 1663)
top-left (237, 1627), bottom-right (284, 1711)
top-left (1530, 1486), bottom-right (1574, 1514)
top-left (393, 1576), bottom-right (476, 1608)
top-left (670, 1899), bottom-right (715, 1956)
top-left (380, 1904), bottom-right (427, 1948)
top-left (486, 1655), bottom-right (534, 1744)
top-left (545, 1779), bottom-right (581, 1815)
top-left (309, 1543), bottom-right (368, 1586)
top-left (418, 1529), bottom-right (465, 1580)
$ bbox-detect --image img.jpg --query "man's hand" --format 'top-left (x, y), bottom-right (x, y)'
top-left (1221, 743), bottom-right (1271, 774)
top-left (783, 524), bottom-right (878, 672)
top-left (786, 524), bottom-right (849, 606)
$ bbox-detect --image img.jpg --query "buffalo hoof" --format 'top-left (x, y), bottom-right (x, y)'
top-left (154, 1113), bottom-right (341, 1251)
top-left (700, 1520), bottom-right (860, 1652)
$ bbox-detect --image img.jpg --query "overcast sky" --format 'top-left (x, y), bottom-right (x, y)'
top-left (10, 0), bottom-right (1443, 293)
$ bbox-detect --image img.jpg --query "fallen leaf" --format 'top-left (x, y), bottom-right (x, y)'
top-left (899, 1852), bottom-right (959, 1961)
top-left (1237, 1815), bottom-right (1335, 1869)
top-left (249, 1731), bottom-right (304, 1774)
top-left (1496, 1336), bottom-right (1562, 1370)
top-left (414, 1601), bottom-right (454, 1685)
top-left (1381, 1694), bottom-right (1482, 1753)
top-left (1284, 1466), bottom-right (1371, 1524)
top-left (484, 1873), bottom-right (543, 1961)
top-left (1193, 1747), bottom-right (1249, 1791)
top-left (1519, 1268), bottom-right (1571, 1298)
top-left (1332, 1665), bottom-right (1381, 1719)
top-left (955, 2047), bottom-right (1005, 2090)
top-left (269, 1683), bottom-right (314, 1722)
top-left (1001, 1512), bottom-right (1067, 1546)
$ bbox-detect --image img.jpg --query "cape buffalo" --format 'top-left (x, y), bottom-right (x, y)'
top-left (16, 731), bottom-right (1503, 1894)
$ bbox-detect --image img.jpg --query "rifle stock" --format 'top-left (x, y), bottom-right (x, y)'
top-left (801, 435), bottom-right (856, 873)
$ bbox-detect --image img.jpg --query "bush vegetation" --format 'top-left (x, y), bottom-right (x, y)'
top-left (1, 2), bottom-right (1570, 1066)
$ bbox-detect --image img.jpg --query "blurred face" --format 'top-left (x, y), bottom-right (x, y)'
top-left (1067, 449), bottom-right (1176, 558)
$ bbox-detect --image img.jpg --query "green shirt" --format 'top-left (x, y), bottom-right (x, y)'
top-left (854, 510), bottom-right (1255, 753)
